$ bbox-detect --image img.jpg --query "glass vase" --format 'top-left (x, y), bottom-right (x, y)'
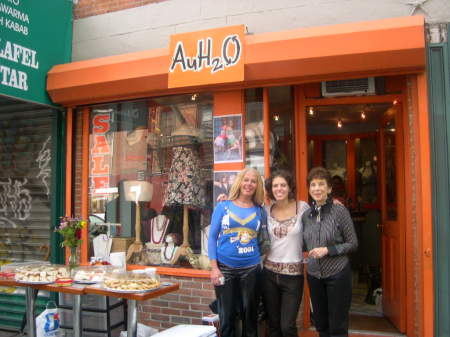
top-left (69, 246), bottom-right (80, 270)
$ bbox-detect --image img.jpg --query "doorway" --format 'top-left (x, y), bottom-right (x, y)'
top-left (304, 101), bottom-right (405, 335)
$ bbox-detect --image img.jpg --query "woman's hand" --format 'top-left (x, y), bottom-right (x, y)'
top-left (210, 266), bottom-right (224, 286)
top-left (333, 198), bottom-right (343, 205)
top-left (308, 247), bottom-right (328, 259)
top-left (216, 194), bottom-right (228, 202)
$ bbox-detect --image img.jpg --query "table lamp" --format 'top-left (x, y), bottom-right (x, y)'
top-left (123, 180), bottom-right (153, 262)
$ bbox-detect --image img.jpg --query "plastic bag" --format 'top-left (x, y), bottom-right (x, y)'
top-left (373, 288), bottom-right (383, 314)
top-left (36, 301), bottom-right (62, 337)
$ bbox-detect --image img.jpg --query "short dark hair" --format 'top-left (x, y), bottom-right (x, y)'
top-left (307, 167), bottom-right (332, 187)
top-left (265, 169), bottom-right (296, 201)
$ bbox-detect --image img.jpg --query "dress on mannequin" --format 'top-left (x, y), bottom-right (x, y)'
top-left (164, 126), bottom-right (205, 249)
top-left (164, 146), bottom-right (205, 206)
top-left (111, 127), bottom-right (148, 182)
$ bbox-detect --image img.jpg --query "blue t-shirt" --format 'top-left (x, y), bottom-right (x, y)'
top-left (208, 200), bottom-right (263, 268)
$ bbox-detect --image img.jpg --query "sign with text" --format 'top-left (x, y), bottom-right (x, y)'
top-left (168, 25), bottom-right (245, 88)
top-left (90, 112), bottom-right (112, 191)
top-left (0, 0), bottom-right (72, 106)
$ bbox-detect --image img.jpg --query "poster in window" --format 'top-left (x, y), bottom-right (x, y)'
top-left (213, 171), bottom-right (239, 208)
top-left (213, 115), bottom-right (243, 163)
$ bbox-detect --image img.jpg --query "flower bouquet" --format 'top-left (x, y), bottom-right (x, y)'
top-left (55, 216), bottom-right (87, 268)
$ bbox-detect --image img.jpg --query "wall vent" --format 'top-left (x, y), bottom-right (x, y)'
top-left (321, 77), bottom-right (376, 97)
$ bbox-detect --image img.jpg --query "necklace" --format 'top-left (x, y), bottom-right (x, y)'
top-left (151, 216), bottom-right (168, 244)
top-left (234, 198), bottom-right (253, 208)
top-left (163, 244), bottom-right (176, 262)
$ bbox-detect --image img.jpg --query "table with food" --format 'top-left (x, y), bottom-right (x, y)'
top-left (0, 263), bottom-right (179, 337)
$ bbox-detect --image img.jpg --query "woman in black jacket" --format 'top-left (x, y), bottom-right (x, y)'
top-left (302, 167), bottom-right (358, 337)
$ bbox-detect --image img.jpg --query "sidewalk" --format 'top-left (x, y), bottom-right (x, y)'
top-left (0, 332), bottom-right (21, 337)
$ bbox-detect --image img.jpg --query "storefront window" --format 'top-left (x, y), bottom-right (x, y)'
top-left (89, 94), bottom-right (213, 261)
top-left (269, 86), bottom-right (295, 173)
top-left (245, 88), bottom-right (264, 176)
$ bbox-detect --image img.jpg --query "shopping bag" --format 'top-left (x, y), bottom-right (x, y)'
top-left (36, 301), bottom-right (62, 337)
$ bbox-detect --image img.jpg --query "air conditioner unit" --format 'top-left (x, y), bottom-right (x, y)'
top-left (321, 77), bottom-right (376, 97)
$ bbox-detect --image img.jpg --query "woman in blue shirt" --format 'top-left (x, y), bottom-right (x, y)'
top-left (208, 167), bottom-right (266, 337)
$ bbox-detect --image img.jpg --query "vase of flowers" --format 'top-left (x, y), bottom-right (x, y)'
top-left (55, 216), bottom-right (87, 269)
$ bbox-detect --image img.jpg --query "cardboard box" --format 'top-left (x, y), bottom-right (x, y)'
top-left (111, 237), bottom-right (134, 252)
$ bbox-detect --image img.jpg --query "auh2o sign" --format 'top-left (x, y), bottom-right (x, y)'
top-left (168, 25), bottom-right (245, 88)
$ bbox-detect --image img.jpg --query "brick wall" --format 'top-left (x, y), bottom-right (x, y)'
top-left (74, 0), bottom-right (168, 19)
top-left (138, 275), bottom-right (216, 330)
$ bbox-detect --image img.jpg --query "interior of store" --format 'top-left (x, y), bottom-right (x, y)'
top-left (306, 102), bottom-right (398, 334)
top-left (267, 85), bottom-right (401, 335)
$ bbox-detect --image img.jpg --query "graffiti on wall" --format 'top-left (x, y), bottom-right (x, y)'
top-left (36, 136), bottom-right (51, 197)
top-left (0, 178), bottom-right (32, 221)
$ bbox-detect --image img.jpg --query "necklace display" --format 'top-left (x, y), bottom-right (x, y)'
top-left (150, 215), bottom-right (169, 244)
top-left (163, 244), bottom-right (176, 261)
top-left (161, 243), bottom-right (179, 264)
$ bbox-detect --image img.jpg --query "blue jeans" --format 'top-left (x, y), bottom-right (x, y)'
top-left (262, 268), bottom-right (304, 337)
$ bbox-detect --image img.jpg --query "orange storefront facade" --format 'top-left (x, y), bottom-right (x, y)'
top-left (47, 16), bottom-right (433, 336)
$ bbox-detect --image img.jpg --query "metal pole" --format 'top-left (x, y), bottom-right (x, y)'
top-left (127, 299), bottom-right (138, 337)
top-left (25, 287), bottom-right (37, 337)
top-left (73, 294), bottom-right (82, 337)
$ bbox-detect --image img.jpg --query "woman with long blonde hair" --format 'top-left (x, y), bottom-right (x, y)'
top-left (208, 167), bottom-right (266, 337)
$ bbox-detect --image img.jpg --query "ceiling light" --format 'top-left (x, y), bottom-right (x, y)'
top-left (361, 111), bottom-right (366, 119)
top-left (273, 114), bottom-right (280, 121)
top-left (308, 107), bottom-right (315, 116)
top-left (191, 94), bottom-right (198, 101)
top-left (337, 120), bottom-right (343, 128)
top-left (393, 99), bottom-right (398, 105)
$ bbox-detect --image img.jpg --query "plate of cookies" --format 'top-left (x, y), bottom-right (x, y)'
top-left (101, 270), bottom-right (160, 293)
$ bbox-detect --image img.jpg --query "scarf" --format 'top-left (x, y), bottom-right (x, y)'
top-left (309, 196), bottom-right (333, 222)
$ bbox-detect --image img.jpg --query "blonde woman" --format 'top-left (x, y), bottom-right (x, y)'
top-left (208, 167), bottom-right (266, 337)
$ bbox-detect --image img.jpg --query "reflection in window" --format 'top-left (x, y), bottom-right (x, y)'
top-left (269, 86), bottom-right (295, 173)
top-left (308, 140), bottom-right (315, 170)
top-left (88, 94), bottom-right (213, 258)
top-left (356, 138), bottom-right (378, 207)
top-left (244, 88), bottom-right (264, 176)
top-left (323, 140), bottom-right (347, 181)
top-left (384, 119), bottom-right (397, 220)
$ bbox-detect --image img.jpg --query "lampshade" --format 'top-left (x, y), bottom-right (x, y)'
top-left (123, 180), bottom-right (153, 202)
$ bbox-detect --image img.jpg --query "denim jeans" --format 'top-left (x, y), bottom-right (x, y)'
top-left (262, 268), bottom-right (304, 337)
top-left (307, 263), bottom-right (352, 337)
top-left (214, 263), bottom-right (260, 337)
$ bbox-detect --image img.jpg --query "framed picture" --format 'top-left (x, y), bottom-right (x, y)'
top-left (213, 171), bottom-right (239, 208)
top-left (213, 115), bottom-right (243, 163)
